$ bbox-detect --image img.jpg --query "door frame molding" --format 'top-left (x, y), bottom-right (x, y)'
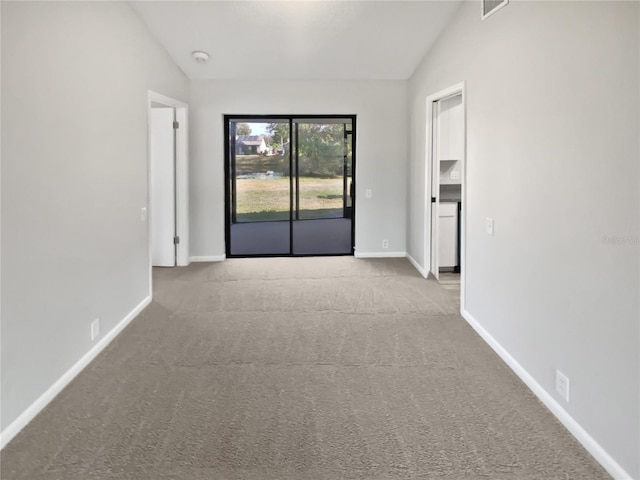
top-left (147, 91), bottom-right (189, 287)
top-left (424, 82), bottom-right (466, 309)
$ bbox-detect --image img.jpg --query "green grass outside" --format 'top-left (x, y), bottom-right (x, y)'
top-left (236, 176), bottom-right (344, 222)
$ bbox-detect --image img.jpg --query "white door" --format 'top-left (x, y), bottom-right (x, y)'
top-left (430, 101), bottom-right (441, 280)
top-left (150, 108), bottom-right (176, 267)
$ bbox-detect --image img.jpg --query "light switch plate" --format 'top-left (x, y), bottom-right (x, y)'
top-left (486, 217), bottom-right (494, 236)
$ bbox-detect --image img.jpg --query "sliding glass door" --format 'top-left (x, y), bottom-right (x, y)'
top-left (228, 119), bottom-right (291, 255)
top-left (224, 115), bottom-right (355, 257)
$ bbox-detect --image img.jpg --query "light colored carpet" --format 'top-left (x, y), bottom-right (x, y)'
top-left (1, 257), bottom-right (609, 479)
top-left (437, 272), bottom-right (461, 294)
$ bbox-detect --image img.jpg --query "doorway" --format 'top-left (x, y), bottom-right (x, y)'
top-left (147, 91), bottom-right (189, 271)
top-left (224, 115), bottom-right (355, 257)
top-left (426, 84), bottom-right (465, 293)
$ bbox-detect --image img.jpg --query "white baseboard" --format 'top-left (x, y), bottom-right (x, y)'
top-left (406, 253), bottom-right (429, 278)
top-left (189, 255), bottom-right (226, 262)
top-left (461, 308), bottom-right (633, 480)
top-left (354, 251), bottom-right (406, 259)
top-left (0, 295), bottom-right (152, 450)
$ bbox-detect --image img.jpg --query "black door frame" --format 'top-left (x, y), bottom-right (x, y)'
top-left (224, 114), bottom-right (356, 258)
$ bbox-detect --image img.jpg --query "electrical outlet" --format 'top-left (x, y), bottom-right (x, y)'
top-left (91, 318), bottom-right (100, 341)
top-left (555, 370), bottom-right (570, 402)
top-left (486, 217), bottom-right (494, 236)
top-left (365, 189), bottom-right (372, 199)
top-left (382, 239), bottom-right (389, 249)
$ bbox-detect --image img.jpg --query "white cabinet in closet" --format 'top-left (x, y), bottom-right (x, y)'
top-left (438, 202), bottom-right (458, 268)
top-left (437, 94), bottom-right (463, 185)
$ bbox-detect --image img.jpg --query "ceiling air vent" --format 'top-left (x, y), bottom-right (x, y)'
top-left (482, 0), bottom-right (508, 20)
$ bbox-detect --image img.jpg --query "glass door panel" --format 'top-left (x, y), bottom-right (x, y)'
top-left (228, 119), bottom-right (291, 255)
top-left (292, 119), bottom-right (353, 255)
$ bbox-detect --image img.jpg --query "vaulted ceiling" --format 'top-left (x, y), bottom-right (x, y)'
top-left (129, 1), bottom-right (463, 81)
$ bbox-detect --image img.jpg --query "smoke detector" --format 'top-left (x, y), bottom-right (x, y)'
top-left (192, 51), bottom-right (210, 63)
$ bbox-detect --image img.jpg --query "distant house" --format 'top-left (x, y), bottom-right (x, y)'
top-left (236, 135), bottom-right (268, 155)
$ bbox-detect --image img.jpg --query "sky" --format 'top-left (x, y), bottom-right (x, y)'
top-left (247, 122), bottom-right (268, 136)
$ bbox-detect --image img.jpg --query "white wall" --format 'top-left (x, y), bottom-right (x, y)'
top-left (1, 1), bottom-right (189, 437)
top-left (189, 80), bottom-right (408, 258)
top-left (407, 1), bottom-right (639, 478)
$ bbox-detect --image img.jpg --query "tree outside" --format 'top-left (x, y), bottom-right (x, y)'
top-left (266, 123), bottom-right (345, 178)
top-left (267, 123), bottom-right (289, 153)
top-left (236, 123), bottom-right (252, 136)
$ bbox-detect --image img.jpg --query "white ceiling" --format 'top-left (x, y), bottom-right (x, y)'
top-left (129, 1), bottom-right (463, 81)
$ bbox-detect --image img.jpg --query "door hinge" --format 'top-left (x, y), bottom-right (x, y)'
top-left (173, 121), bottom-right (179, 129)
top-left (173, 236), bottom-right (180, 245)
top-left (431, 196), bottom-right (436, 203)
